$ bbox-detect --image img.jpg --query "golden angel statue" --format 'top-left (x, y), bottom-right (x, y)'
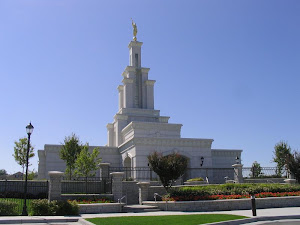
top-left (131, 18), bottom-right (138, 41)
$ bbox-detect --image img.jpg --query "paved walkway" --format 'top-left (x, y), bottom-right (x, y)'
top-left (0, 207), bottom-right (299, 224)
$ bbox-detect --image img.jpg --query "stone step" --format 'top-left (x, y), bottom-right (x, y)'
top-left (123, 204), bottom-right (160, 213)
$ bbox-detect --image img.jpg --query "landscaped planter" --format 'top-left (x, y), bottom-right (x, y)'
top-left (143, 196), bottom-right (300, 212)
top-left (184, 181), bottom-right (207, 185)
top-left (79, 203), bottom-right (125, 214)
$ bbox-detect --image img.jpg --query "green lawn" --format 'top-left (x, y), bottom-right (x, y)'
top-left (86, 214), bottom-right (247, 225)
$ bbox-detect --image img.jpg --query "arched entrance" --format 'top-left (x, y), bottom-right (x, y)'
top-left (124, 156), bottom-right (132, 180)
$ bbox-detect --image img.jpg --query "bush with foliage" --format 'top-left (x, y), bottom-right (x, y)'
top-left (168, 183), bottom-right (300, 201)
top-left (187, 177), bottom-right (204, 182)
top-left (273, 141), bottom-right (292, 176)
top-left (250, 161), bottom-right (262, 178)
top-left (0, 201), bottom-right (18, 215)
top-left (148, 151), bottom-right (188, 191)
top-left (287, 152), bottom-right (300, 183)
top-left (30, 199), bottom-right (79, 216)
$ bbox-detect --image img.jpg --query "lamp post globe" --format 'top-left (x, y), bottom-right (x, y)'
top-left (26, 122), bottom-right (34, 135)
top-left (22, 122), bottom-right (34, 216)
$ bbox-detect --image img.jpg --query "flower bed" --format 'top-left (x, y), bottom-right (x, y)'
top-left (165, 191), bottom-right (300, 201)
top-left (75, 198), bottom-right (114, 204)
top-left (167, 183), bottom-right (300, 201)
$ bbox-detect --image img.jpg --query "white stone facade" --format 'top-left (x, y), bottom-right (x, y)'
top-left (38, 39), bottom-right (242, 180)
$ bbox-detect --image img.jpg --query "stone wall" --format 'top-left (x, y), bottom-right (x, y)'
top-left (122, 181), bottom-right (139, 204)
top-left (244, 178), bottom-right (285, 183)
top-left (144, 196), bottom-right (300, 211)
top-left (148, 186), bottom-right (167, 201)
top-left (38, 145), bottom-right (121, 179)
top-left (61, 194), bottom-right (113, 201)
top-left (79, 203), bottom-right (124, 214)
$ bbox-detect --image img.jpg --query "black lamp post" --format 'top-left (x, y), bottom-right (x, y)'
top-left (22, 122), bottom-right (34, 216)
top-left (235, 156), bottom-right (240, 164)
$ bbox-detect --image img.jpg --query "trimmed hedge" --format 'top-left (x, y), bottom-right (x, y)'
top-left (169, 183), bottom-right (300, 200)
top-left (30, 199), bottom-right (79, 216)
top-left (0, 201), bottom-right (18, 215)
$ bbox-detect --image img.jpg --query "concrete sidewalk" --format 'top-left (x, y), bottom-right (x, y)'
top-left (0, 207), bottom-right (299, 224)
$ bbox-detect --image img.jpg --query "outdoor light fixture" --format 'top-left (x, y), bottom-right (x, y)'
top-left (235, 156), bottom-right (240, 164)
top-left (22, 122), bottom-right (34, 216)
top-left (200, 156), bottom-right (204, 167)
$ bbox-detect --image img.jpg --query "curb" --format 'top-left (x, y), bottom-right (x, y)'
top-left (0, 218), bottom-right (79, 224)
top-left (204, 215), bottom-right (300, 225)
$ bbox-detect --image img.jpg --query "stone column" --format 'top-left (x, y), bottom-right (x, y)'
top-left (232, 164), bottom-right (243, 183)
top-left (100, 163), bottom-right (110, 179)
top-left (137, 182), bottom-right (150, 205)
top-left (48, 171), bottom-right (64, 202)
top-left (110, 172), bottom-right (124, 202)
top-left (122, 78), bottom-right (134, 108)
top-left (118, 85), bottom-right (124, 110)
top-left (145, 80), bottom-right (155, 109)
top-left (106, 123), bottom-right (114, 147)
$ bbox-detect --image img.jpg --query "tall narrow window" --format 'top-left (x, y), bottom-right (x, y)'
top-left (135, 54), bottom-right (138, 67)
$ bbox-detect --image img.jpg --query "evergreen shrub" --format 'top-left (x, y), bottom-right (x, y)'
top-left (0, 201), bottom-right (18, 215)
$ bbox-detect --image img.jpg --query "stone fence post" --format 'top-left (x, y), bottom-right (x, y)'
top-left (137, 182), bottom-right (150, 205)
top-left (48, 171), bottom-right (64, 202)
top-left (232, 164), bottom-right (243, 183)
top-left (99, 163), bottom-right (110, 178)
top-left (110, 172), bottom-right (124, 202)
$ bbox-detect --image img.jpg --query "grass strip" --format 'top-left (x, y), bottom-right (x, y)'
top-left (86, 214), bottom-right (247, 225)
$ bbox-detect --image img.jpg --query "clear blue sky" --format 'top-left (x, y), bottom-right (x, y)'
top-left (1, 0), bottom-right (299, 174)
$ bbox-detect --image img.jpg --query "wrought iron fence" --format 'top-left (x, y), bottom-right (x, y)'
top-left (242, 167), bottom-right (288, 178)
top-left (0, 180), bottom-right (48, 215)
top-left (109, 167), bottom-right (157, 181)
top-left (62, 177), bottom-right (112, 194)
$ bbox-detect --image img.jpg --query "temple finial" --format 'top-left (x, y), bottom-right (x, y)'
top-left (131, 18), bottom-right (138, 41)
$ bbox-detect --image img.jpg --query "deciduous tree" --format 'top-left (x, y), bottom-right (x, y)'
top-left (148, 152), bottom-right (188, 191)
top-left (286, 152), bottom-right (300, 183)
top-left (59, 134), bottom-right (82, 180)
top-left (74, 144), bottom-right (101, 193)
top-left (250, 161), bottom-right (262, 178)
top-left (13, 137), bottom-right (35, 179)
top-left (273, 141), bottom-right (292, 176)
top-left (0, 169), bottom-right (7, 176)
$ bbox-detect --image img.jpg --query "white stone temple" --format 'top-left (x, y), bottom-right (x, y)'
top-left (38, 36), bottom-right (242, 182)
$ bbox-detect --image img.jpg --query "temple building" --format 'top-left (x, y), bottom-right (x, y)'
top-left (38, 33), bottom-right (242, 182)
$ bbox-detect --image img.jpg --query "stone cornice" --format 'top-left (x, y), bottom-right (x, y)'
top-left (145, 80), bottom-right (156, 86)
top-left (114, 114), bottom-right (128, 121)
top-left (128, 41), bottom-right (143, 48)
top-left (43, 144), bottom-right (118, 152)
top-left (141, 68), bottom-right (150, 73)
top-left (122, 78), bottom-right (134, 84)
top-left (106, 123), bottom-right (114, 129)
top-left (122, 66), bottom-right (150, 77)
top-left (131, 137), bottom-right (214, 148)
top-left (118, 108), bottom-right (160, 117)
top-left (158, 116), bottom-right (170, 123)
top-left (117, 85), bottom-right (124, 91)
top-left (121, 121), bottom-right (182, 136)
